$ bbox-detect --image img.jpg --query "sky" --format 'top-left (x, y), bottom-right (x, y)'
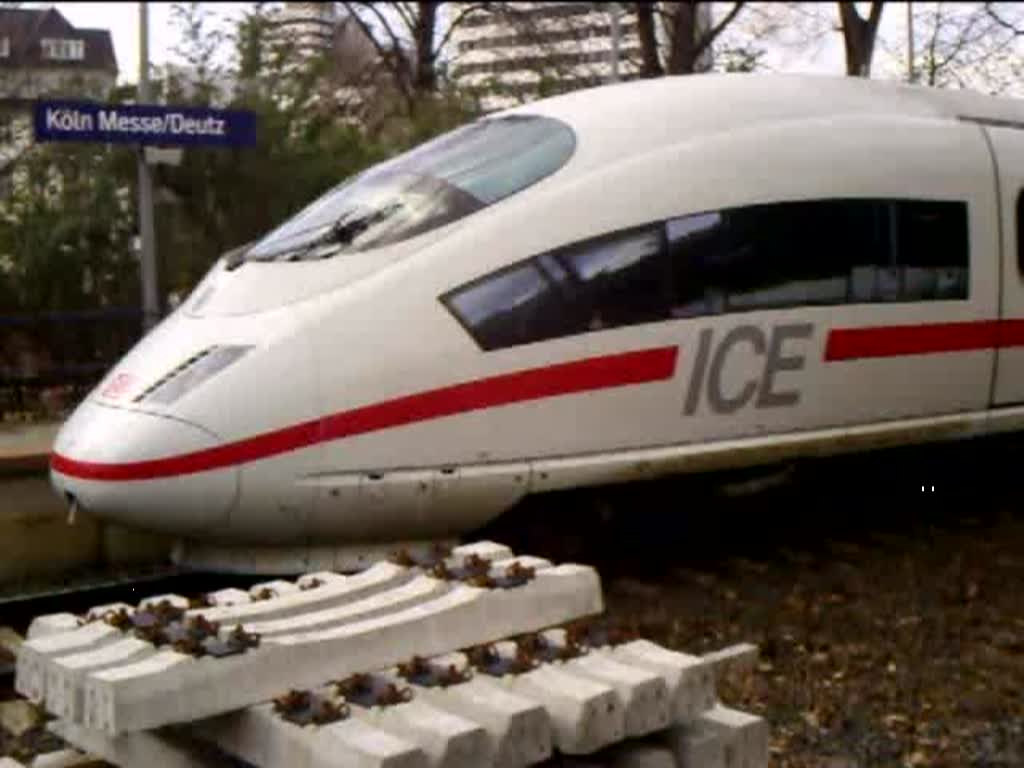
top-left (39, 2), bottom-right (914, 86)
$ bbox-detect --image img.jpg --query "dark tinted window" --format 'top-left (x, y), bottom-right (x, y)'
top-left (444, 226), bottom-right (673, 349)
top-left (894, 200), bottom-right (969, 300)
top-left (555, 225), bottom-right (671, 332)
top-left (665, 199), bottom-right (967, 315)
top-left (666, 203), bottom-right (877, 315)
top-left (445, 263), bottom-right (573, 352)
top-left (1018, 189), bottom-right (1024, 275)
top-left (444, 198), bottom-right (969, 351)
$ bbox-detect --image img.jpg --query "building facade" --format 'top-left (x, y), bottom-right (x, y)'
top-left (267, 2), bottom-right (339, 59)
top-left (0, 6), bottom-right (117, 99)
top-left (262, 3), bottom-right (403, 129)
top-left (0, 7), bottom-right (118, 193)
top-left (449, 2), bottom-right (711, 112)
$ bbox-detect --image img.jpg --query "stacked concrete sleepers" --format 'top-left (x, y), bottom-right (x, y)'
top-left (15, 542), bottom-right (603, 734)
top-left (14, 540), bottom-right (769, 767)
top-left (0, 751), bottom-right (105, 768)
top-left (190, 634), bottom-right (766, 768)
top-left (44, 637), bottom-right (766, 768)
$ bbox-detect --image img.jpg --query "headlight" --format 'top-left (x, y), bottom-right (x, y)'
top-left (134, 345), bottom-right (252, 405)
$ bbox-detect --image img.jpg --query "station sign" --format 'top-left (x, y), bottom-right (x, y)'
top-left (33, 100), bottom-right (257, 147)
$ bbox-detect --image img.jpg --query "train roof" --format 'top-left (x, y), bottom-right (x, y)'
top-left (500, 74), bottom-right (1024, 172)
top-left (507, 72), bottom-right (1024, 128)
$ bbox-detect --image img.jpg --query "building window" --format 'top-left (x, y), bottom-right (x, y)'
top-left (40, 38), bottom-right (85, 61)
top-left (443, 198), bottom-right (970, 351)
top-left (0, 37), bottom-right (9, 58)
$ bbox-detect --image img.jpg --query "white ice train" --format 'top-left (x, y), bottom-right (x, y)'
top-left (48, 73), bottom-right (1024, 567)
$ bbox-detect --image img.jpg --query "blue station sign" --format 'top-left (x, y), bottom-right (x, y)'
top-left (33, 100), bottom-right (257, 147)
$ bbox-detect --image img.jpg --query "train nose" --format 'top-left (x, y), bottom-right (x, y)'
top-left (49, 400), bottom-right (238, 535)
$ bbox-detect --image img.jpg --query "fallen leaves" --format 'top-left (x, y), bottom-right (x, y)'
top-left (602, 504), bottom-right (1024, 767)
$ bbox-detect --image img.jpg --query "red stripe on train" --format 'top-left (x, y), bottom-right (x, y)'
top-left (825, 318), bottom-right (1024, 361)
top-left (51, 346), bottom-right (679, 482)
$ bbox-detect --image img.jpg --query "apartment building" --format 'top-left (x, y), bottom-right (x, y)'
top-left (263, 3), bottom-right (405, 129)
top-left (267, 2), bottom-right (339, 58)
top-left (0, 6), bottom-right (117, 192)
top-left (449, 2), bottom-right (711, 112)
top-left (0, 6), bottom-right (116, 99)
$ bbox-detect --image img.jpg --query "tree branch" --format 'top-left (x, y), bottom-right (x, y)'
top-left (694, 2), bottom-right (747, 60)
top-left (392, 2), bottom-right (416, 33)
top-left (985, 2), bottom-right (1024, 35)
top-left (341, 1), bottom-right (413, 100)
top-left (634, 2), bottom-right (663, 76)
top-left (435, 2), bottom-right (488, 57)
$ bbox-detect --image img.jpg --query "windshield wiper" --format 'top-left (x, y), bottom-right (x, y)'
top-left (224, 241), bottom-right (256, 271)
top-left (238, 202), bottom-right (406, 266)
top-left (289, 204), bottom-right (403, 260)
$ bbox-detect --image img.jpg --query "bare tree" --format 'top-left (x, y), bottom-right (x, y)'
top-left (682, 2), bottom-right (827, 75)
top-left (457, 2), bottom-right (644, 106)
top-left (634, 2), bottom-right (747, 77)
top-left (872, 2), bottom-right (1024, 94)
top-left (986, 1), bottom-right (1024, 35)
top-left (837, 1), bottom-right (884, 77)
top-left (341, 1), bottom-right (488, 112)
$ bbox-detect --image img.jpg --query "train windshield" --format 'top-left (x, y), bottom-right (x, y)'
top-left (244, 115), bottom-right (576, 262)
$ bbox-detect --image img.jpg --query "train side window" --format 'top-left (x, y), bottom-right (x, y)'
top-left (666, 198), bottom-right (967, 312)
top-left (443, 262), bottom-right (580, 350)
top-left (667, 200), bottom-right (886, 314)
top-left (665, 212), bottom-right (727, 318)
top-left (1017, 189), bottom-right (1024, 276)
top-left (895, 200), bottom-right (968, 300)
top-left (443, 197), bottom-right (970, 351)
top-left (555, 225), bottom-right (671, 331)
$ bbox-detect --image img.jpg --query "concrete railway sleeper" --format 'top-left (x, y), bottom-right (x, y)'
top-left (6, 541), bottom-right (766, 768)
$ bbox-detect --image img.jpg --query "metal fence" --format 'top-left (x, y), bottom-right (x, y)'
top-left (0, 307), bottom-right (144, 420)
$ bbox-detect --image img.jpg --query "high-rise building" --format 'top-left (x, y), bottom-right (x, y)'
top-left (260, 3), bottom-right (400, 128)
top-left (449, 2), bottom-right (711, 112)
top-left (267, 2), bottom-right (339, 58)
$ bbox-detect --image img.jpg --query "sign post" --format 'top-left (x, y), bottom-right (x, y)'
top-left (138, 2), bottom-right (158, 331)
top-left (31, 32), bottom-right (256, 334)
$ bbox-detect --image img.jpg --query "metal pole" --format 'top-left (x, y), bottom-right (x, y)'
top-left (907, 1), bottom-right (915, 83)
top-left (608, 2), bottom-right (621, 84)
top-left (137, 2), bottom-right (159, 331)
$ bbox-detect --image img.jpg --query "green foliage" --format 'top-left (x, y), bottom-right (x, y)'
top-left (149, 3), bottom-right (481, 299)
top-left (0, 143), bottom-right (138, 314)
top-left (153, 103), bottom-right (390, 297)
top-left (717, 45), bottom-right (765, 74)
top-left (2, 2), bottom-right (482, 317)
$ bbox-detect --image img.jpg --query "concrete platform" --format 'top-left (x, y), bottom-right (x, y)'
top-left (0, 421), bottom-right (59, 474)
top-left (0, 422), bottom-right (172, 583)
